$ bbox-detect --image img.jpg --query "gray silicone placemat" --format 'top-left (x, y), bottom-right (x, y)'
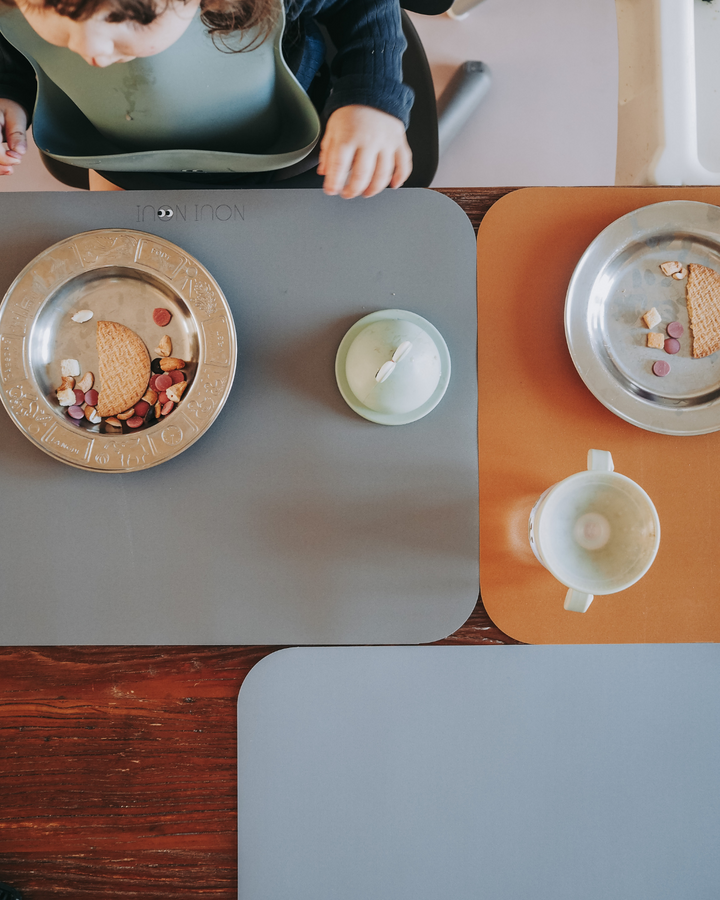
top-left (0, 189), bottom-right (477, 644)
top-left (237, 644), bottom-right (720, 900)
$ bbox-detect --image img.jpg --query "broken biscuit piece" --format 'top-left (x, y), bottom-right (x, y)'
top-left (686, 263), bottom-right (720, 358)
top-left (643, 307), bottom-right (662, 329)
top-left (647, 332), bottom-right (665, 350)
top-left (95, 321), bottom-right (151, 417)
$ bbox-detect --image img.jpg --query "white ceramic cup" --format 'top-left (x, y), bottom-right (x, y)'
top-left (528, 450), bottom-right (661, 613)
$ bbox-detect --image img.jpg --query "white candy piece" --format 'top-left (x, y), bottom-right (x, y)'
top-left (60, 358), bottom-right (80, 377)
top-left (71, 309), bottom-right (93, 323)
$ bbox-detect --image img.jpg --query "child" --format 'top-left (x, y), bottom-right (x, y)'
top-left (0, 0), bottom-right (414, 197)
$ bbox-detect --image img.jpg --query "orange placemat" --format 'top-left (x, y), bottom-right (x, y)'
top-left (477, 187), bottom-right (720, 644)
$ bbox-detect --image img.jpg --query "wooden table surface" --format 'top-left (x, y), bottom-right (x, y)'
top-left (0, 187), bottom-right (518, 900)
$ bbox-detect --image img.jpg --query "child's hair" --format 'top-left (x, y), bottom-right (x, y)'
top-left (2, 0), bottom-right (279, 48)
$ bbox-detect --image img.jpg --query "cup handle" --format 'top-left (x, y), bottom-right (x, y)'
top-left (564, 588), bottom-right (594, 613)
top-left (587, 449), bottom-right (614, 472)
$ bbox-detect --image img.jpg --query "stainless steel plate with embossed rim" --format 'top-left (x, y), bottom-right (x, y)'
top-left (566, 200), bottom-right (720, 435)
top-left (0, 229), bottom-right (236, 471)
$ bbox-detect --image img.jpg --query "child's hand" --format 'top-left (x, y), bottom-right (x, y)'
top-left (0, 99), bottom-right (28, 176)
top-left (318, 105), bottom-right (412, 199)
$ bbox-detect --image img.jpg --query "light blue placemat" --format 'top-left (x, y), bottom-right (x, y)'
top-left (237, 644), bottom-right (720, 899)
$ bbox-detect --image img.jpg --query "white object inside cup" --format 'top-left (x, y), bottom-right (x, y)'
top-left (572, 511), bottom-right (611, 551)
top-left (534, 472), bottom-right (659, 596)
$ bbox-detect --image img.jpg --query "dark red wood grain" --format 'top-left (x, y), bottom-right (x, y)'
top-left (0, 188), bottom-right (519, 899)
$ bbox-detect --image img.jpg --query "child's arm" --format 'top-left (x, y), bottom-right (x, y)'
top-left (287, 0), bottom-right (415, 197)
top-left (317, 104), bottom-right (412, 198)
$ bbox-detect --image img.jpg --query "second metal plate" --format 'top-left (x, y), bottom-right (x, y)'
top-left (565, 200), bottom-right (720, 435)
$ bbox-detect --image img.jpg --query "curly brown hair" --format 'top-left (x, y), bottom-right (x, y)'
top-left (2, 0), bottom-right (279, 48)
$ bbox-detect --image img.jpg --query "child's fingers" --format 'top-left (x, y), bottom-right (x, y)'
top-left (1, 103), bottom-right (28, 156)
top-left (316, 137), bottom-right (327, 176)
top-left (0, 101), bottom-right (28, 173)
top-left (322, 142), bottom-right (357, 196)
top-left (389, 145), bottom-right (413, 189)
top-left (1, 144), bottom-right (23, 160)
top-left (361, 151), bottom-right (396, 198)
top-left (6, 132), bottom-right (26, 156)
top-left (340, 147), bottom-right (381, 199)
top-left (0, 143), bottom-right (22, 172)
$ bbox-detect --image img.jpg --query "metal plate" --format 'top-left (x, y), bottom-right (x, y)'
top-left (565, 200), bottom-right (720, 435)
top-left (0, 229), bottom-right (236, 471)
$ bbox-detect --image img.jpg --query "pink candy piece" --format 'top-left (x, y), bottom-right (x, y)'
top-left (667, 321), bottom-right (684, 338)
top-left (155, 373), bottom-right (173, 391)
top-left (149, 374), bottom-right (159, 391)
top-left (170, 369), bottom-right (185, 384)
top-left (664, 338), bottom-right (681, 355)
top-left (653, 360), bottom-right (671, 377)
top-left (84, 388), bottom-right (98, 406)
top-left (67, 405), bottom-right (85, 419)
top-left (161, 400), bottom-right (174, 416)
top-left (126, 416), bottom-right (144, 428)
top-left (158, 391), bottom-right (169, 405)
top-left (134, 400), bottom-right (150, 417)
top-left (153, 307), bottom-right (172, 327)
top-left (73, 388), bottom-right (85, 405)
